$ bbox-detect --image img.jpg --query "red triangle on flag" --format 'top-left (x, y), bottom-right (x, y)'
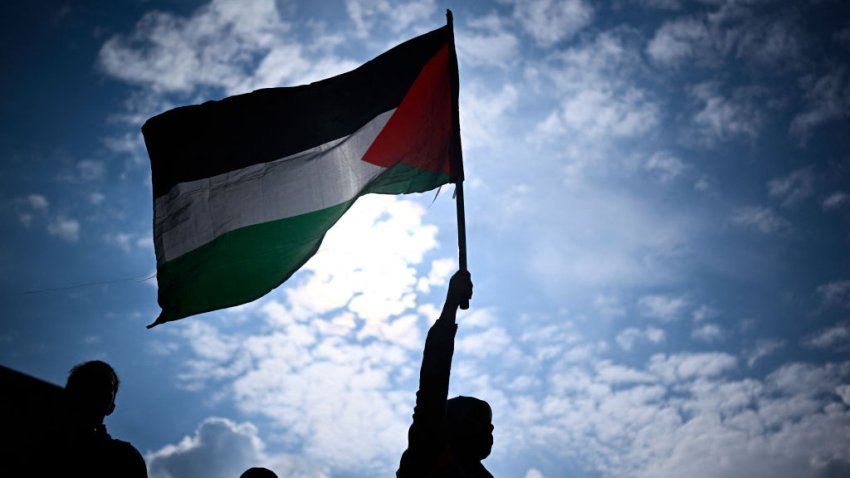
top-left (361, 44), bottom-right (453, 175)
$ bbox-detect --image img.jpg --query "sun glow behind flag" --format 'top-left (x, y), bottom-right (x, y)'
top-left (142, 18), bottom-right (463, 327)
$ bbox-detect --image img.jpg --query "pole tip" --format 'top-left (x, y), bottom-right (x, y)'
top-left (446, 9), bottom-right (453, 25)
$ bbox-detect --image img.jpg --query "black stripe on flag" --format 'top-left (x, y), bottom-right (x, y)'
top-left (143, 25), bottom-right (450, 199)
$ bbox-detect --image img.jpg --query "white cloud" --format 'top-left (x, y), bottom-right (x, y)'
top-left (457, 14), bottom-right (520, 68)
top-left (47, 216), bottom-right (81, 242)
top-left (766, 362), bottom-right (850, 402)
top-left (530, 29), bottom-right (661, 154)
top-left (734, 17), bottom-right (803, 68)
top-left (692, 323), bottom-right (724, 342)
top-left (694, 177), bottom-right (710, 191)
top-left (692, 304), bottom-right (719, 322)
top-left (148, 418), bottom-right (264, 478)
top-left (537, 29), bottom-right (643, 92)
top-left (184, 321), bottom-right (243, 363)
top-left (595, 361), bottom-right (656, 384)
top-left (689, 82), bottom-right (762, 144)
top-left (525, 468), bottom-right (544, 478)
top-left (461, 308), bottom-right (499, 330)
top-left (823, 192), bottom-right (850, 211)
top-left (457, 326), bottom-right (513, 358)
top-left (768, 168), bottom-right (814, 207)
top-left (344, 0), bottom-right (437, 39)
top-left (289, 196), bottom-right (440, 324)
top-left (817, 280), bottom-right (850, 309)
top-left (541, 86), bottom-right (660, 140)
top-left (519, 322), bottom-right (584, 363)
top-left (647, 17), bottom-right (712, 65)
top-left (496, 353), bottom-right (850, 478)
top-left (18, 194), bottom-right (50, 227)
top-left (18, 213), bottom-right (33, 227)
top-left (616, 326), bottom-right (666, 351)
top-left (105, 231), bottom-right (151, 252)
top-left (416, 257), bottom-right (456, 294)
top-left (645, 151), bottom-right (686, 183)
top-left (459, 82), bottom-right (519, 150)
top-left (791, 68), bottom-right (850, 142)
top-left (99, 0), bottom-right (355, 96)
top-left (731, 206), bottom-right (790, 234)
top-left (148, 417), bottom-right (327, 478)
top-left (27, 194), bottom-right (49, 211)
top-left (238, 44), bottom-right (359, 93)
top-left (634, 395), bottom-right (850, 478)
top-left (512, 0), bottom-right (593, 47)
top-left (647, 6), bottom-right (803, 70)
top-left (747, 339), bottom-right (784, 367)
top-left (105, 232), bottom-right (134, 252)
top-left (838, 385), bottom-right (850, 406)
top-left (648, 352), bottom-right (737, 383)
top-left (100, 3), bottom-right (253, 92)
top-left (146, 340), bottom-right (180, 357)
top-left (89, 192), bottom-right (106, 205)
top-left (638, 294), bottom-right (688, 321)
top-left (136, 236), bottom-right (155, 249)
top-left (195, 341), bottom-right (394, 474)
top-left (103, 131), bottom-right (146, 155)
top-left (594, 295), bottom-right (626, 318)
top-left (228, 319), bottom-right (414, 474)
top-left (77, 160), bottom-right (105, 181)
top-left (805, 323), bottom-right (850, 351)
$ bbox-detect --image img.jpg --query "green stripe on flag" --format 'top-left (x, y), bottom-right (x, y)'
top-left (155, 201), bottom-right (353, 323)
top-left (366, 162), bottom-right (451, 195)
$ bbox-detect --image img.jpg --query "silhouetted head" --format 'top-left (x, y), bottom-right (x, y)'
top-left (65, 360), bottom-right (120, 427)
top-left (239, 467), bottom-right (278, 478)
top-left (446, 396), bottom-right (493, 461)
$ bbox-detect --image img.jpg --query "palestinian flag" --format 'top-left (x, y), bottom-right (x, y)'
top-left (142, 18), bottom-right (463, 327)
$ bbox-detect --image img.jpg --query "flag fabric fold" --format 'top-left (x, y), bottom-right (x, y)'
top-left (142, 21), bottom-right (462, 327)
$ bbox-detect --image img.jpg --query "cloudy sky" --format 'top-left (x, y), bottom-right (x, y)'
top-left (2, 0), bottom-right (850, 477)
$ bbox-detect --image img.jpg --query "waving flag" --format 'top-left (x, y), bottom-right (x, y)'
top-left (142, 16), bottom-right (463, 327)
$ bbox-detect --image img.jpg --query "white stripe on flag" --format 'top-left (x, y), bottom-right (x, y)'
top-left (154, 109), bottom-right (395, 263)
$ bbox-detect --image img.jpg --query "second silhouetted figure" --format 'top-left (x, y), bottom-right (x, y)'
top-left (45, 360), bottom-right (148, 477)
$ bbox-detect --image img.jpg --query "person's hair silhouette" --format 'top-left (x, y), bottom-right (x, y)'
top-left (240, 466), bottom-right (278, 478)
top-left (397, 270), bottom-right (493, 477)
top-left (65, 360), bottom-right (121, 428)
top-left (49, 360), bottom-right (148, 477)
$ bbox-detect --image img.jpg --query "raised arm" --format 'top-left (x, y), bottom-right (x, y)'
top-left (418, 270), bottom-right (472, 410)
top-left (398, 271), bottom-right (473, 477)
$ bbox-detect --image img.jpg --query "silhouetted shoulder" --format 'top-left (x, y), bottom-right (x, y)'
top-left (63, 431), bottom-right (148, 478)
top-left (39, 426), bottom-right (148, 478)
top-left (107, 437), bottom-right (148, 478)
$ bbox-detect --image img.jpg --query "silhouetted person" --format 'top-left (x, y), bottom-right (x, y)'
top-left (45, 360), bottom-right (148, 477)
top-left (240, 466), bottom-right (278, 478)
top-left (397, 270), bottom-right (493, 477)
